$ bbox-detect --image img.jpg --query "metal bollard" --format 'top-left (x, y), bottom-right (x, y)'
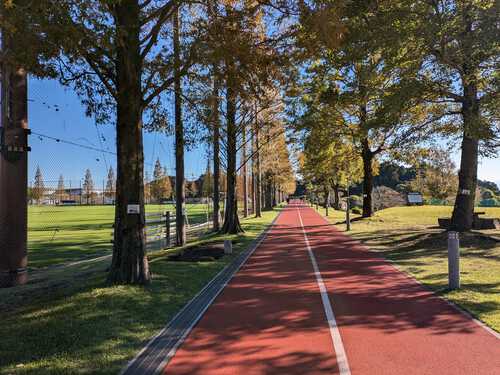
top-left (448, 231), bottom-right (460, 290)
top-left (224, 239), bottom-right (233, 255)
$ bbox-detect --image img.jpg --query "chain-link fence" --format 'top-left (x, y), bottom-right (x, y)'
top-left (27, 172), bottom-right (218, 269)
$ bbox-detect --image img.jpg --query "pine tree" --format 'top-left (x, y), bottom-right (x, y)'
top-left (202, 160), bottom-right (213, 199)
top-left (56, 175), bottom-right (65, 202)
top-left (105, 167), bottom-right (115, 200)
top-left (144, 171), bottom-right (151, 204)
top-left (151, 159), bottom-right (164, 203)
top-left (32, 166), bottom-right (45, 204)
top-left (83, 169), bottom-right (94, 205)
top-left (160, 174), bottom-right (173, 201)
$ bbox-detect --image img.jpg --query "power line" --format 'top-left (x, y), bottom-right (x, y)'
top-left (31, 131), bottom-right (116, 155)
top-left (30, 131), bottom-right (168, 169)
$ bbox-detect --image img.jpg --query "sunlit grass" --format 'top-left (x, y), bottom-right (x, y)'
top-left (317, 205), bottom-right (500, 332)
top-left (0, 209), bottom-right (280, 375)
top-left (28, 203), bottom-right (211, 268)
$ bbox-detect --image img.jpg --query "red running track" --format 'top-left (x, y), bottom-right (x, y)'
top-left (164, 202), bottom-right (500, 375)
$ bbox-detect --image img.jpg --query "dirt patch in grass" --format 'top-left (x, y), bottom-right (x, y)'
top-left (167, 243), bottom-right (226, 262)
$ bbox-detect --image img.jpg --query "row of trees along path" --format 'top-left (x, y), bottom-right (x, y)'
top-left (1, 1), bottom-right (497, 286)
top-left (0, 0), bottom-right (295, 286)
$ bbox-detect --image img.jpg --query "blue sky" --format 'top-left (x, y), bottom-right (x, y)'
top-left (28, 78), bottom-right (208, 188)
top-left (28, 78), bottom-right (499, 188)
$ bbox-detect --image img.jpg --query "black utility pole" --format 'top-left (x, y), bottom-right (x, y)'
top-left (0, 32), bottom-right (29, 287)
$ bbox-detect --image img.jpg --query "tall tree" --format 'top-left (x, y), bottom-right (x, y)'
top-left (293, 2), bottom-right (443, 217)
top-left (104, 167), bottom-right (115, 200)
top-left (173, 6), bottom-right (186, 245)
top-left (253, 110), bottom-right (262, 217)
top-left (151, 159), bottom-right (164, 202)
top-left (201, 159), bottom-right (213, 198)
top-left (211, 74), bottom-right (221, 230)
top-left (221, 50), bottom-right (242, 233)
top-left (403, 0), bottom-right (499, 231)
top-left (37, 0), bottom-right (200, 284)
top-left (0, 0), bottom-right (36, 287)
top-left (241, 123), bottom-right (248, 217)
top-left (82, 168), bottom-right (94, 205)
top-left (56, 174), bottom-right (65, 201)
top-left (144, 171), bottom-right (151, 204)
top-left (32, 166), bottom-right (45, 204)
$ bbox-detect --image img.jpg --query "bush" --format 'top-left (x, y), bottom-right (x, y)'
top-left (481, 189), bottom-right (494, 200)
top-left (373, 186), bottom-right (406, 211)
top-left (479, 198), bottom-right (500, 207)
top-left (349, 195), bottom-right (362, 208)
top-left (425, 198), bottom-right (450, 206)
top-left (351, 208), bottom-right (362, 215)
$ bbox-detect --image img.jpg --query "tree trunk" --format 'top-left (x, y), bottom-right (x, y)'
top-left (324, 186), bottom-right (330, 216)
top-left (242, 124), bottom-right (248, 217)
top-left (108, 0), bottom-right (150, 285)
top-left (264, 174), bottom-right (273, 210)
top-left (173, 7), bottom-right (186, 245)
top-left (211, 73), bottom-right (221, 231)
top-left (361, 138), bottom-right (374, 218)
top-left (451, 80), bottom-right (479, 232)
top-left (221, 69), bottom-right (242, 234)
top-left (254, 119), bottom-right (262, 217)
top-left (272, 179), bottom-right (277, 207)
top-left (0, 31), bottom-right (29, 287)
top-left (250, 130), bottom-right (256, 215)
top-left (333, 184), bottom-right (340, 210)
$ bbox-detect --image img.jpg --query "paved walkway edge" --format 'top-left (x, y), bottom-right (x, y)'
top-left (120, 211), bottom-right (283, 375)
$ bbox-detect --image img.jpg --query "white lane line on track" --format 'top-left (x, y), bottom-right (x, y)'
top-left (297, 207), bottom-right (352, 375)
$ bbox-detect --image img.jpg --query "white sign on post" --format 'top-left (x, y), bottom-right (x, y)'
top-left (407, 193), bottom-right (423, 204)
top-left (127, 204), bottom-right (140, 214)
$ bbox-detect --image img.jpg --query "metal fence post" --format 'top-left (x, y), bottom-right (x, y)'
top-left (448, 231), bottom-right (460, 290)
top-left (166, 211), bottom-right (171, 247)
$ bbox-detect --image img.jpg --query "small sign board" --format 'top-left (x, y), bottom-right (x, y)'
top-left (127, 204), bottom-right (140, 214)
top-left (407, 192), bottom-right (423, 205)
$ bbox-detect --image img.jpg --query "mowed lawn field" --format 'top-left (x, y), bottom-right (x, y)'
top-left (1, 209), bottom-right (281, 375)
top-left (28, 204), bottom-right (211, 268)
top-left (317, 205), bottom-right (500, 332)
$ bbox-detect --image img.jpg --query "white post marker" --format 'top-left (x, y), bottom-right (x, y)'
top-left (448, 231), bottom-right (460, 290)
top-left (297, 208), bottom-right (351, 375)
top-left (224, 239), bottom-right (232, 254)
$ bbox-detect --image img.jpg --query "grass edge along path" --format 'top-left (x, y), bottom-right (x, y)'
top-left (314, 205), bottom-right (500, 334)
top-left (0, 209), bottom-right (281, 375)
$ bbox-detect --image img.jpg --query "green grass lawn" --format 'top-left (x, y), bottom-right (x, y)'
top-left (28, 203), bottom-right (211, 268)
top-left (0, 209), bottom-right (280, 375)
top-left (317, 205), bottom-right (500, 332)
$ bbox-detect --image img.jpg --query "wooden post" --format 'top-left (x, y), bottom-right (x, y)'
top-left (0, 40), bottom-right (29, 287)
